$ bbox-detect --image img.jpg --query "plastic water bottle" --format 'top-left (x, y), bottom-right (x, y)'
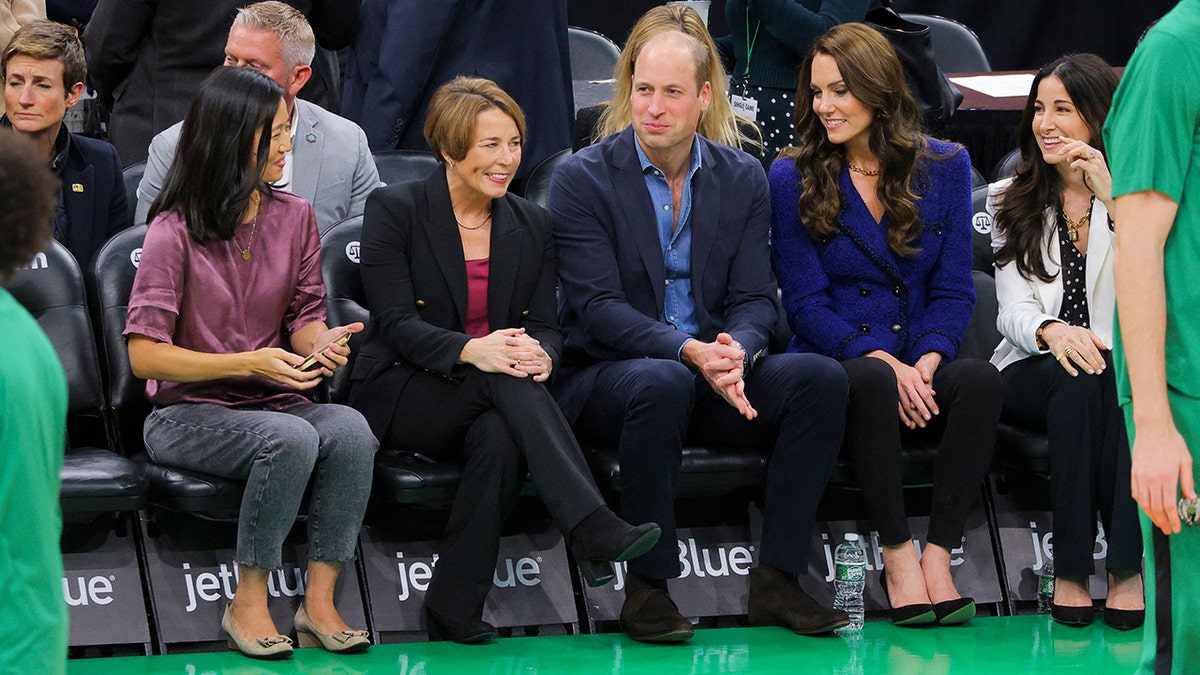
top-left (1037, 558), bottom-right (1054, 614)
top-left (833, 533), bottom-right (866, 632)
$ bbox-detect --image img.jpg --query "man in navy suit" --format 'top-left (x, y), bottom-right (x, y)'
top-left (549, 24), bottom-right (849, 643)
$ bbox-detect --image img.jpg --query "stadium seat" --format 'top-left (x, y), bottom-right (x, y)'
top-left (971, 184), bottom-right (996, 274)
top-left (122, 160), bottom-right (147, 226)
top-left (521, 148), bottom-right (572, 208)
top-left (992, 147), bottom-right (1022, 182)
top-left (899, 13), bottom-right (992, 73)
top-left (567, 26), bottom-right (621, 81)
top-left (89, 226), bottom-right (244, 519)
top-left (371, 149), bottom-right (439, 191)
top-left (5, 239), bottom-right (146, 514)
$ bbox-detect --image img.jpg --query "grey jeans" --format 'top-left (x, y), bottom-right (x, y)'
top-left (144, 401), bottom-right (377, 570)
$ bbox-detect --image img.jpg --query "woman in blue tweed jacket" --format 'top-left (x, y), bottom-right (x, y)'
top-left (770, 24), bottom-right (1000, 627)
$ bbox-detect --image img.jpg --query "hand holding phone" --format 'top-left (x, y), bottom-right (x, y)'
top-left (295, 331), bottom-right (352, 371)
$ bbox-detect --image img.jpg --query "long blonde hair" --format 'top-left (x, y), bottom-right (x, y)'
top-left (595, 5), bottom-right (757, 150)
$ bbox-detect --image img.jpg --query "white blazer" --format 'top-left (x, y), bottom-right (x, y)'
top-left (988, 177), bottom-right (1115, 372)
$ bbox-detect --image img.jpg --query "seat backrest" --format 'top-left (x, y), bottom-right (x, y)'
top-left (321, 215), bottom-right (369, 404)
top-left (522, 148), bottom-right (572, 209)
top-left (970, 184), bottom-right (995, 275)
top-left (88, 225), bottom-right (149, 418)
top-left (899, 13), bottom-right (991, 73)
top-left (371, 150), bottom-right (439, 190)
top-left (568, 26), bottom-right (621, 81)
top-left (5, 239), bottom-right (105, 417)
top-left (991, 147), bottom-right (1022, 182)
top-left (122, 160), bottom-right (147, 226)
top-left (959, 270), bottom-right (1001, 361)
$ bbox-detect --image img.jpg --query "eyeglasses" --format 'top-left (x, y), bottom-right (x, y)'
top-left (1180, 498), bottom-right (1199, 526)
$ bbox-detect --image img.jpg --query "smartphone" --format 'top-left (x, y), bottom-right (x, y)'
top-left (296, 331), bottom-right (352, 371)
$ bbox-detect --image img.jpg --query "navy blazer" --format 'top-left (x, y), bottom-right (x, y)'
top-left (549, 128), bottom-right (778, 422)
top-left (347, 168), bottom-right (562, 435)
top-left (769, 138), bottom-right (975, 365)
top-left (59, 131), bottom-right (131, 267)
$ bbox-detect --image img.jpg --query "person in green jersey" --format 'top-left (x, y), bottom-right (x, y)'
top-left (0, 129), bottom-right (68, 673)
top-left (1105, 1), bottom-right (1200, 672)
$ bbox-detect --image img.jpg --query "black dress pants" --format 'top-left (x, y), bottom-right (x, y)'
top-left (361, 366), bottom-right (605, 625)
top-left (570, 352), bottom-right (848, 579)
top-left (1001, 352), bottom-right (1142, 576)
top-left (841, 357), bottom-right (1001, 549)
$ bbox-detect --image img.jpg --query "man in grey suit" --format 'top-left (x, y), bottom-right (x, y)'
top-left (135, 2), bottom-right (380, 232)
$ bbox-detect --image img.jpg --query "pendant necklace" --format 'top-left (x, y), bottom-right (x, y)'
top-left (1063, 200), bottom-right (1093, 243)
top-left (232, 210), bottom-right (257, 260)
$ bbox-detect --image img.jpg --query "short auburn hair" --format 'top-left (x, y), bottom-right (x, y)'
top-left (2, 19), bottom-right (86, 89)
top-left (424, 77), bottom-right (526, 164)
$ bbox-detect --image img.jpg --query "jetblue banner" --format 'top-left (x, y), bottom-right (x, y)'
top-left (139, 520), bottom-right (367, 645)
top-left (359, 525), bottom-right (577, 632)
top-left (61, 530), bottom-right (150, 647)
top-left (991, 481), bottom-right (1119, 601)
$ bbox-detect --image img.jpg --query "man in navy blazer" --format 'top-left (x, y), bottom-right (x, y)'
top-left (549, 27), bottom-right (849, 642)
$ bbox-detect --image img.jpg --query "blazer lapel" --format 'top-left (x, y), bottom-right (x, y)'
top-left (423, 172), bottom-right (469, 326)
top-left (487, 196), bottom-right (522, 329)
top-left (61, 161), bottom-right (95, 257)
top-left (836, 169), bottom-right (904, 284)
top-left (1036, 207), bottom-right (1063, 316)
top-left (290, 101), bottom-right (321, 201)
top-left (690, 141), bottom-right (718, 313)
top-left (1085, 204), bottom-right (1112, 302)
top-left (611, 129), bottom-right (667, 312)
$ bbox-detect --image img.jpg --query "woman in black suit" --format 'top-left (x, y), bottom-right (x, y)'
top-left (348, 77), bottom-right (659, 644)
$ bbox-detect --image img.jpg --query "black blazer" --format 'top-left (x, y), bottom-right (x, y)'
top-left (60, 131), bottom-right (131, 267)
top-left (347, 168), bottom-right (562, 434)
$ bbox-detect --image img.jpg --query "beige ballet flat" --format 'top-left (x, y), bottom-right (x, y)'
top-left (294, 602), bottom-right (371, 653)
top-left (221, 604), bottom-right (293, 660)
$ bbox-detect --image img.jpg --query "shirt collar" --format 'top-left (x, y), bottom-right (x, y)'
top-left (0, 116), bottom-right (71, 175)
top-left (634, 132), bottom-right (703, 177)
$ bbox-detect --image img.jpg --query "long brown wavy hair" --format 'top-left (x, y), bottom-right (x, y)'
top-left (992, 54), bottom-right (1118, 282)
top-left (595, 4), bottom-right (758, 150)
top-left (782, 23), bottom-right (958, 256)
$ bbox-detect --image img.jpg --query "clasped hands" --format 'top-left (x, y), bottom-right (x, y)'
top-left (460, 327), bottom-right (553, 382)
top-left (868, 350), bottom-right (942, 429)
top-left (683, 333), bottom-right (756, 421)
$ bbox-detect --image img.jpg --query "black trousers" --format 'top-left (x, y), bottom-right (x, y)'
top-left (842, 357), bottom-right (1001, 549)
top-left (570, 353), bottom-right (848, 579)
top-left (1001, 352), bottom-right (1142, 576)
top-left (360, 367), bottom-right (605, 625)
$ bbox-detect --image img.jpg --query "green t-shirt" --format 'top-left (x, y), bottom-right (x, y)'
top-left (1104, 0), bottom-right (1200, 404)
top-left (0, 289), bottom-right (68, 674)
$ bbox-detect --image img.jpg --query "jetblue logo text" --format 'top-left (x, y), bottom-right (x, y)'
top-left (182, 562), bottom-right (306, 612)
top-left (395, 552), bottom-right (543, 601)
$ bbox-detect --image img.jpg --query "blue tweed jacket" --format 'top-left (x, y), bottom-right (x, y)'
top-left (769, 138), bottom-right (975, 365)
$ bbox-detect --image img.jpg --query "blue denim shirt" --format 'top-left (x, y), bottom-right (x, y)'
top-left (634, 136), bottom-right (703, 350)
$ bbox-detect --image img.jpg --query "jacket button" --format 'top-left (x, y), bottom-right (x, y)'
top-left (891, 324), bottom-right (902, 333)
top-left (893, 286), bottom-right (902, 296)
top-left (859, 324), bottom-right (870, 334)
top-left (415, 300), bottom-right (426, 309)
top-left (521, 309), bottom-right (530, 317)
top-left (859, 288), bottom-right (870, 297)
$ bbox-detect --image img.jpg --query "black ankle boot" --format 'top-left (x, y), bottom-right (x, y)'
top-left (569, 507), bottom-right (661, 587)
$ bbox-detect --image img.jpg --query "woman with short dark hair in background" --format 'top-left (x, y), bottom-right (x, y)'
top-left (989, 53), bottom-right (1143, 630)
top-left (126, 66), bottom-right (376, 660)
top-left (771, 23), bottom-right (1000, 627)
top-left (348, 76), bottom-right (660, 644)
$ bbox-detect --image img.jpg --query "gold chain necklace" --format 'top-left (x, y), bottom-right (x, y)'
top-left (847, 161), bottom-right (881, 177)
top-left (455, 211), bottom-right (492, 231)
top-left (232, 210), bottom-right (258, 260)
top-left (1062, 201), bottom-right (1093, 243)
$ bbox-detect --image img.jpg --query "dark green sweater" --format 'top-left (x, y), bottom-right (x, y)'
top-left (717, 0), bottom-right (872, 90)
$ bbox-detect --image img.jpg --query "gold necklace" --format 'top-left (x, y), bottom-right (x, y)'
top-left (847, 161), bottom-right (881, 176)
top-left (455, 211), bottom-right (492, 231)
top-left (232, 210), bottom-right (257, 260)
top-left (1062, 201), bottom-right (1092, 243)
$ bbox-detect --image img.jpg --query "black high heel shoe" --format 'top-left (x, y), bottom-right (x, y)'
top-left (932, 597), bottom-right (976, 626)
top-left (1103, 607), bottom-right (1144, 631)
top-left (569, 507), bottom-right (662, 587)
top-left (879, 574), bottom-right (936, 627)
top-left (424, 606), bottom-right (497, 644)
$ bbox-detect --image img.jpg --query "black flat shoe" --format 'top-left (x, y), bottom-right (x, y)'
top-left (569, 508), bottom-right (661, 588)
top-left (1103, 607), bottom-right (1144, 631)
top-left (747, 566), bottom-right (850, 635)
top-left (1050, 602), bottom-right (1095, 627)
top-left (933, 597), bottom-right (976, 626)
top-left (879, 574), bottom-right (936, 627)
top-left (424, 607), bottom-right (497, 644)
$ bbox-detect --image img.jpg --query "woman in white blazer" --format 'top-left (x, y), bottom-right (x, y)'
top-left (989, 54), bottom-right (1142, 631)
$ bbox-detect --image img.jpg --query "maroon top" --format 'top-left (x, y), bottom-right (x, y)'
top-left (464, 257), bottom-right (490, 338)
top-left (125, 191), bottom-right (326, 409)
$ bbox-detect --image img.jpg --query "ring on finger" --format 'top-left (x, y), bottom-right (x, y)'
top-left (1063, 346), bottom-right (1075, 359)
